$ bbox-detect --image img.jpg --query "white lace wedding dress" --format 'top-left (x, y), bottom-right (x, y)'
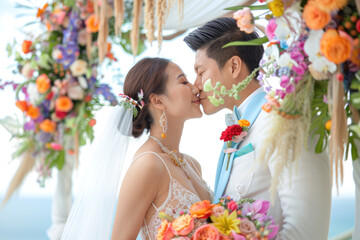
top-left (135, 151), bottom-right (213, 240)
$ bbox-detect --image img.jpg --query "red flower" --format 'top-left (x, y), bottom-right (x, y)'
top-left (220, 125), bottom-right (242, 142)
top-left (89, 118), bottom-right (96, 127)
top-left (56, 110), bottom-right (68, 119)
top-left (22, 40), bottom-right (32, 54)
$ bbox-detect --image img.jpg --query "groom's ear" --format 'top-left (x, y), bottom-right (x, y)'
top-left (149, 93), bottom-right (165, 111)
top-left (229, 56), bottom-right (242, 79)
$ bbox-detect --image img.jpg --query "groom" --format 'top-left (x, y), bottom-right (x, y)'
top-left (184, 17), bottom-right (332, 239)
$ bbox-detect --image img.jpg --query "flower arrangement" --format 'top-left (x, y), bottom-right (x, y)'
top-left (1, 0), bottom-right (119, 205)
top-left (156, 197), bottom-right (278, 240)
top-left (220, 120), bottom-right (250, 170)
top-left (204, 0), bottom-right (360, 192)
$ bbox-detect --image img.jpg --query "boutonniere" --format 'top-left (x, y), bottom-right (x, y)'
top-left (220, 119), bottom-right (250, 170)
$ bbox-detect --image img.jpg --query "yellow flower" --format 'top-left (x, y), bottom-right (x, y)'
top-left (268, 0), bottom-right (284, 17)
top-left (238, 119), bottom-right (250, 127)
top-left (325, 120), bottom-right (331, 130)
top-left (210, 210), bottom-right (241, 236)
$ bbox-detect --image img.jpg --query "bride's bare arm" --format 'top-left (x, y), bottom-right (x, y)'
top-left (111, 154), bottom-right (164, 239)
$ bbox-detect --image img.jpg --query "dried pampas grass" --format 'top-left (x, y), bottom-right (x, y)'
top-left (257, 74), bottom-right (314, 201)
top-left (328, 72), bottom-right (348, 191)
top-left (2, 151), bottom-right (35, 207)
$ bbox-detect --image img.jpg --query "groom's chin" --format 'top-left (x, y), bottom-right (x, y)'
top-left (201, 102), bottom-right (221, 115)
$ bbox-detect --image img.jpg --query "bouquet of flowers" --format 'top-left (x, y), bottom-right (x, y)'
top-left (156, 197), bottom-right (278, 240)
top-left (0, 0), bottom-right (118, 204)
top-left (204, 0), bottom-right (360, 191)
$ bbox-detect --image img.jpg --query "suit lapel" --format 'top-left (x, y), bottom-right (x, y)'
top-left (213, 90), bottom-right (267, 202)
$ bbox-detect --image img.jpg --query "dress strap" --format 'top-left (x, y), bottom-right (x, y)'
top-left (133, 151), bottom-right (173, 178)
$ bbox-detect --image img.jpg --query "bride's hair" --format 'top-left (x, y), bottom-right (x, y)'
top-left (123, 57), bottom-right (170, 138)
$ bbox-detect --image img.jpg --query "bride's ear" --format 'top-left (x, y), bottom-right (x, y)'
top-left (149, 93), bottom-right (165, 111)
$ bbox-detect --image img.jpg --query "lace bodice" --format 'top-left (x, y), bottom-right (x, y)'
top-left (137, 152), bottom-right (212, 240)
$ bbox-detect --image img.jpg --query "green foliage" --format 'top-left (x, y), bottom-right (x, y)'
top-left (309, 80), bottom-right (330, 153)
top-left (223, 36), bottom-right (269, 48)
top-left (225, 5), bottom-right (269, 11)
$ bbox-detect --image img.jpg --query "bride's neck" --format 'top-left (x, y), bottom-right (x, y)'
top-left (149, 119), bottom-right (184, 151)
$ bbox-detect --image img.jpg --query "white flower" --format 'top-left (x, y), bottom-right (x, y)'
top-left (274, 5), bottom-right (302, 43)
top-left (21, 63), bottom-right (34, 79)
top-left (304, 30), bottom-right (336, 76)
top-left (78, 76), bottom-right (88, 89)
top-left (68, 85), bottom-right (85, 100)
top-left (77, 29), bottom-right (87, 46)
top-left (27, 83), bottom-right (41, 105)
top-left (277, 52), bottom-right (298, 68)
top-left (265, 43), bottom-right (280, 61)
top-left (274, 18), bottom-right (291, 41)
top-left (70, 59), bottom-right (87, 77)
top-left (52, 48), bottom-right (62, 60)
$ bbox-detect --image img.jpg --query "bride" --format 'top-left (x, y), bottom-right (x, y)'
top-left (61, 58), bottom-right (212, 240)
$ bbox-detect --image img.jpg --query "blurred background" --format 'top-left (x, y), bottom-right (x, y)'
top-left (0, 0), bottom-right (356, 239)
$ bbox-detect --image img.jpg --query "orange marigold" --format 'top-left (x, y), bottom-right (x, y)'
top-left (85, 14), bottom-right (99, 33)
top-left (36, 74), bottom-right (51, 94)
top-left (39, 119), bottom-right (57, 133)
top-left (320, 29), bottom-right (351, 64)
top-left (22, 40), bottom-right (32, 54)
top-left (303, 1), bottom-right (330, 30)
top-left (314, 0), bottom-right (348, 11)
top-left (26, 105), bottom-right (40, 119)
top-left (55, 96), bottom-right (73, 112)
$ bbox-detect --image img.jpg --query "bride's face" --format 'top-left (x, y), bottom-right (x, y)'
top-left (162, 62), bottom-right (202, 120)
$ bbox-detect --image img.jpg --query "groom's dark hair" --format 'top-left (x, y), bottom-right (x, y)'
top-left (184, 17), bottom-right (264, 78)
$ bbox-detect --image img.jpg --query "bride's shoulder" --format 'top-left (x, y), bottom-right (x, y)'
top-left (129, 151), bottom-right (169, 177)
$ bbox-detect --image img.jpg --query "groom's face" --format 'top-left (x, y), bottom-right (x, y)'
top-left (194, 49), bottom-right (232, 115)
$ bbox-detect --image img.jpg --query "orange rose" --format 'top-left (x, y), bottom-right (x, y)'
top-left (39, 119), bottom-right (57, 133)
top-left (16, 100), bottom-right (28, 112)
top-left (303, 1), bottom-right (330, 30)
top-left (320, 29), bottom-right (351, 64)
top-left (190, 200), bottom-right (214, 219)
top-left (193, 224), bottom-right (220, 240)
top-left (156, 220), bottom-right (175, 240)
top-left (26, 105), bottom-right (40, 119)
top-left (85, 14), bottom-right (99, 33)
top-left (170, 214), bottom-right (195, 235)
top-left (22, 40), bottom-right (32, 54)
top-left (36, 74), bottom-right (51, 94)
top-left (55, 96), bottom-right (73, 112)
top-left (314, 0), bottom-right (348, 11)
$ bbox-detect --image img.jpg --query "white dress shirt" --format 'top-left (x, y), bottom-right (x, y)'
top-left (224, 87), bottom-right (332, 240)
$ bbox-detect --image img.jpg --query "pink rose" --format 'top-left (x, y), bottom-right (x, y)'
top-left (267, 224), bottom-right (279, 239)
top-left (227, 201), bottom-right (238, 213)
top-left (233, 8), bottom-right (254, 34)
top-left (266, 19), bottom-right (277, 41)
top-left (212, 205), bottom-right (225, 217)
top-left (193, 225), bottom-right (220, 240)
top-left (231, 231), bottom-right (247, 240)
top-left (238, 218), bottom-right (256, 235)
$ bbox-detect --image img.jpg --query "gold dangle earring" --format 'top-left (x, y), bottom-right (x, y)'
top-left (159, 110), bottom-right (167, 139)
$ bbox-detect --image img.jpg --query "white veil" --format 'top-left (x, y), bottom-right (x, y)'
top-left (61, 105), bottom-right (133, 239)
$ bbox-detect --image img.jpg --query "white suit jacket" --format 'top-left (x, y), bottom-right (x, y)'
top-left (223, 88), bottom-right (332, 240)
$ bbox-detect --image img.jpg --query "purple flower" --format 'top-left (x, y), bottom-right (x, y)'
top-left (34, 115), bottom-right (45, 124)
top-left (280, 75), bottom-right (290, 88)
top-left (294, 76), bottom-right (303, 84)
top-left (24, 121), bottom-right (36, 131)
top-left (292, 62), bottom-right (307, 76)
top-left (257, 71), bottom-right (264, 81)
top-left (290, 51), bottom-right (304, 62)
top-left (285, 84), bottom-right (295, 94)
top-left (268, 224), bottom-right (279, 239)
top-left (276, 89), bottom-right (286, 99)
top-left (37, 132), bottom-right (53, 143)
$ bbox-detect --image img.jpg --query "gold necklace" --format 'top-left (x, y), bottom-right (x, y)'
top-left (150, 136), bottom-right (190, 179)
